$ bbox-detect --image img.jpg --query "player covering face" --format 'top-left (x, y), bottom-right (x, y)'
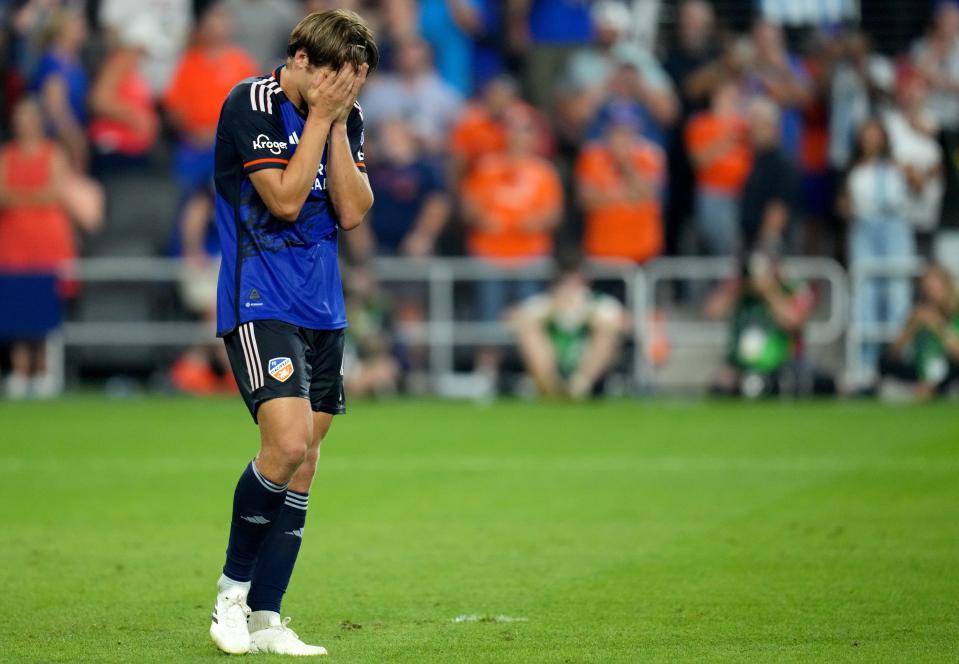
top-left (206, 10), bottom-right (377, 657)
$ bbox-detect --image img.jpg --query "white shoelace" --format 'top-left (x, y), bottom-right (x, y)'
top-left (222, 595), bottom-right (251, 628)
top-left (274, 616), bottom-right (300, 641)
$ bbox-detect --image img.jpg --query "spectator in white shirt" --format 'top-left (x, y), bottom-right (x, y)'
top-left (884, 72), bottom-right (945, 256)
top-left (841, 118), bottom-right (916, 388)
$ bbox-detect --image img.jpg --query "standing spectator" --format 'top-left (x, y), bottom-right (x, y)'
top-left (739, 98), bottom-right (800, 254)
top-left (164, 2), bottom-right (257, 197)
top-left (885, 72), bottom-right (945, 257)
top-left (419, 0), bottom-right (482, 96)
top-left (88, 17), bottom-right (160, 174)
top-left (563, 2), bottom-right (678, 147)
top-left (664, 0), bottom-right (722, 258)
top-left (356, 118), bottom-right (451, 258)
top-left (685, 79), bottom-right (752, 256)
top-left (462, 107), bottom-right (563, 323)
top-left (0, 97), bottom-right (74, 398)
top-left (743, 18), bottom-right (812, 161)
top-left (842, 118), bottom-right (915, 388)
top-left (575, 107), bottom-right (666, 265)
top-left (222, 0), bottom-right (300, 70)
top-left (448, 75), bottom-right (552, 184)
top-left (98, 0), bottom-right (192, 95)
top-left (911, 0), bottom-right (959, 133)
top-left (505, 0), bottom-right (594, 108)
top-left (31, 8), bottom-right (89, 170)
top-left (828, 32), bottom-right (894, 173)
top-left (360, 36), bottom-right (463, 154)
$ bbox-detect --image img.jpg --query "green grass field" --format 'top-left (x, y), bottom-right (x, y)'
top-left (1, 397), bottom-right (957, 663)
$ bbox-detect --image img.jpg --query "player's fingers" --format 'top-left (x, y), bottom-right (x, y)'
top-left (355, 63), bottom-right (369, 87)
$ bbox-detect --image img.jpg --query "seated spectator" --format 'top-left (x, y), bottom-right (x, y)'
top-left (462, 106), bottom-right (563, 323)
top-left (740, 98), bottom-right (800, 254)
top-left (685, 79), bottom-right (751, 256)
top-left (704, 252), bottom-right (831, 398)
top-left (88, 17), bottom-right (160, 174)
top-left (880, 265), bottom-right (959, 400)
top-left (841, 118), bottom-right (915, 388)
top-left (164, 2), bottom-right (257, 196)
top-left (355, 118), bottom-right (450, 258)
top-left (343, 265), bottom-right (401, 397)
top-left (510, 260), bottom-right (627, 399)
top-left (884, 72), bottom-right (945, 257)
top-left (31, 8), bottom-right (89, 169)
top-left (449, 75), bottom-right (552, 184)
top-left (169, 188), bottom-right (236, 396)
top-left (360, 36), bottom-right (463, 154)
top-left (0, 97), bottom-right (75, 398)
top-left (575, 106), bottom-right (665, 264)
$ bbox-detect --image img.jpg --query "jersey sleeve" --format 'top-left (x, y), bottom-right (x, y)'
top-left (347, 103), bottom-right (367, 173)
top-left (224, 83), bottom-right (292, 175)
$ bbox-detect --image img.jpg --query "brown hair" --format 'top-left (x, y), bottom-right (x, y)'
top-left (287, 10), bottom-right (379, 72)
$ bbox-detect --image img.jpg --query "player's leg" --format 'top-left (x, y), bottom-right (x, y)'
top-left (247, 329), bottom-right (344, 656)
top-left (211, 322), bottom-right (313, 654)
top-left (248, 411), bottom-right (331, 618)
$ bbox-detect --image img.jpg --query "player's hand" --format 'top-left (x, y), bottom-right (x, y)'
top-left (333, 63), bottom-right (370, 126)
top-left (306, 64), bottom-right (357, 124)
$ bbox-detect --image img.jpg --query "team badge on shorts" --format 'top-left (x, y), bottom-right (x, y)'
top-left (268, 357), bottom-right (294, 382)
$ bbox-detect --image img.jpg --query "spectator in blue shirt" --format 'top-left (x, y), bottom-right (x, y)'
top-left (31, 8), bottom-right (89, 169)
top-left (351, 118), bottom-right (451, 258)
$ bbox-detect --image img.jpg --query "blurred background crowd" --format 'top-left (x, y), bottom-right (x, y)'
top-left (1, 0), bottom-right (958, 401)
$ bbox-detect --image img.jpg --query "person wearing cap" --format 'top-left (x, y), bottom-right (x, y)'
top-left (575, 105), bottom-right (666, 264)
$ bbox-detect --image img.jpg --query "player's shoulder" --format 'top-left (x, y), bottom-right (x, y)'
top-left (223, 73), bottom-right (282, 116)
top-left (348, 100), bottom-right (364, 127)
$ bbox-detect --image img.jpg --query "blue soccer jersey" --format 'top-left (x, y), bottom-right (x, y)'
top-left (213, 65), bottom-right (366, 336)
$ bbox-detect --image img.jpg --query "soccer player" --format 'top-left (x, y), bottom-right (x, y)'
top-left (206, 10), bottom-right (377, 656)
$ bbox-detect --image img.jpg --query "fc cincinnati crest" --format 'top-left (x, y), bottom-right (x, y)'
top-left (268, 357), bottom-right (294, 382)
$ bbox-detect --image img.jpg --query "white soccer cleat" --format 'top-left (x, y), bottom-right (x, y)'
top-left (210, 583), bottom-right (252, 654)
top-left (249, 616), bottom-right (328, 656)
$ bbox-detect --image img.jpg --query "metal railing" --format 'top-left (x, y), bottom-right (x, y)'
top-left (48, 254), bottom-right (905, 392)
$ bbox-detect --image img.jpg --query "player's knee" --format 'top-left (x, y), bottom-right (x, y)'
top-left (273, 437), bottom-right (310, 472)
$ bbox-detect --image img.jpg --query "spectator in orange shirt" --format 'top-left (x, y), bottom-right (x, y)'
top-left (164, 2), bottom-right (257, 196)
top-left (576, 106), bottom-right (666, 264)
top-left (462, 107), bottom-right (563, 324)
top-left (685, 79), bottom-right (752, 255)
top-left (449, 75), bottom-right (553, 184)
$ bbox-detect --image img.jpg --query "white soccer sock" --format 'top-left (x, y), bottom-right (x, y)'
top-left (218, 573), bottom-right (251, 595)
top-left (249, 610), bottom-right (281, 632)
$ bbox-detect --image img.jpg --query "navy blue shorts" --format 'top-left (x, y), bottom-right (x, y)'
top-left (223, 319), bottom-right (346, 423)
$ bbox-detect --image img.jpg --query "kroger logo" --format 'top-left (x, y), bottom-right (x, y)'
top-left (253, 134), bottom-right (287, 155)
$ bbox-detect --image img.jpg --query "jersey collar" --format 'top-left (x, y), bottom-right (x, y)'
top-left (272, 64), bottom-right (308, 119)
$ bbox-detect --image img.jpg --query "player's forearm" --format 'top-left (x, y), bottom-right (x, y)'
top-left (326, 123), bottom-right (373, 230)
top-left (272, 115), bottom-right (331, 221)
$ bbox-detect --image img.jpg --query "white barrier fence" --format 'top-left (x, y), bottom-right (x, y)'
top-left (48, 255), bottom-right (876, 392)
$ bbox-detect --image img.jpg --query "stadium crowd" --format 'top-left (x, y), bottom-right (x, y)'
top-left (1, 0), bottom-right (958, 399)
